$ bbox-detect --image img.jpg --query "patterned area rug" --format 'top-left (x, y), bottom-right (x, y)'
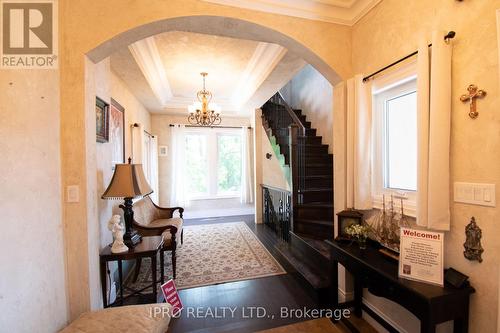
top-left (125, 222), bottom-right (286, 292)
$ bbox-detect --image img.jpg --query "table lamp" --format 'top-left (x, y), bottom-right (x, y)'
top-left (101, 159), bottom-right (153, 247)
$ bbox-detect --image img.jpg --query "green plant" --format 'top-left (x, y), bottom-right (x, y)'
top-left (345, 224), bottom-right (369, 242)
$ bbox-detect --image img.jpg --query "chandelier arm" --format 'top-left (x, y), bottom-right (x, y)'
top-left (213, 114), bottom-right (222, 126)
top-left (188, 113), bottom-right (197, 125)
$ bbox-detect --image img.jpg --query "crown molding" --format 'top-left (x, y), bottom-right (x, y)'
top-left (232, 42), bottom-right (287, 109)
top-left (201, 0), bottom-right (381, 26)
top-left (128, 37), bottom-right (173, 106)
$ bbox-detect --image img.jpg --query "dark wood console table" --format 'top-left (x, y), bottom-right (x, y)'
top-left (326, 240), bottom-right (474, 333)
top-left (100, 236), bottom-right (164, 308)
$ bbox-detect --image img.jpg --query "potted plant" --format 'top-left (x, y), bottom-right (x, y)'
top-left (345, 224), bottom-right (370, 249)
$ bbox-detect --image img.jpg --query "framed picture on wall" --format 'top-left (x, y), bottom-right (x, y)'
top-left (159, 145), bottom-right (168, 157)
top-left (110, 98), bottom-right (125, 165)
top-left (96, 97), bottom-right (109, 143)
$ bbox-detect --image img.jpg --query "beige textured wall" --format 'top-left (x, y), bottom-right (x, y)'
top-left (281, 65), bottom-right (334, 153)
top-left (93, 60), bottom-right (152, 307)
top-left (151, 114), bottom-right (251, 206)
top-left (0, 71), bottom-right (68, 332)
top-left (352, 1), bottom-right (500, 332)
top-left (260, 129), bottom-right (291, 191)
top-left (253, 109), bottom-right (264, 223)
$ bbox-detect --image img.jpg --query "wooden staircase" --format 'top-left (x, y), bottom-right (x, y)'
top-left (261, 94), bottom-right (334, 241)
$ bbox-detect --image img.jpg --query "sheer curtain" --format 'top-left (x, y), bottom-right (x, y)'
top-left (141, 132), bottom-right (159, 203)
top-left (346, 74), bottom-right (373, 210)
top-left (416, 31), bottom-right (452, 230)
top-left (170, 124), bottom-right (189, 207)
top-left (149, 135), bottom-right (159, 204)
top-left (240, 127), bottom-right (254, 204)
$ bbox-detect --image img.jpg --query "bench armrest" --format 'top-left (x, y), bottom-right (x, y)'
top-left (152, 202), bottom-right (184, 219)
top-left (132, 222), bottom-right (178, 237)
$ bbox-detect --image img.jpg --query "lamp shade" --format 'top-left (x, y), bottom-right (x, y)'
top-left (101, 163), bottom-right (153, 199)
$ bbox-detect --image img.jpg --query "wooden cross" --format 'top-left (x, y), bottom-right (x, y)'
top-left (460, 84), bottom-right (486, 119)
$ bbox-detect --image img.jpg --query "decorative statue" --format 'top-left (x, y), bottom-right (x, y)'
top-left (463, 217), bottom-right (483, 263)
top-left (107, 215), bottom-right (129, 253)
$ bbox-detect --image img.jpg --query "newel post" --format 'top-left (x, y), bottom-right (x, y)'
top-left (289, 123), bottom-right (300, 231)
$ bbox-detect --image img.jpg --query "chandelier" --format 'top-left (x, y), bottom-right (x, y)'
top-left (188, 72), bottom-right (222, 126)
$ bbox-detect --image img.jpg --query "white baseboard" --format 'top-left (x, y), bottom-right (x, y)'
top-left (336, 287), bottom-right (409, 333)
top-left (361, 297), bottom-right (409, 333)
top-left (338, 287), bottom-right (354, 302)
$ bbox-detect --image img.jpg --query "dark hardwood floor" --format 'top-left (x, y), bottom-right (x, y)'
top-left (167, 215), bottom-right (322, 333)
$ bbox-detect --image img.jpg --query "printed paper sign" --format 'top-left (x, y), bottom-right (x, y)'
top-left (399, 227), bottom-right (444, 286)
top-left (161, 279), bottom-right (183, 315)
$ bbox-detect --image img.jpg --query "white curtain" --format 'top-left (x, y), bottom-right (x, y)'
top-left (240, 127), bottom-right (254, 204)
top-left (416, 31), bottom-right (452, 230)
top-left (149, 136), bottom-right (159, 204)
top-left (170, 125), bottom-right (189, 207)
top-left (131, 124), bottom-right (144, 164)
top-left (346, 74), bottom-right (373, 210)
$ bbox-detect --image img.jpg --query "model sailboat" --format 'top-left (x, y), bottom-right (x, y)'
top-left (371, 194), bottom-right (411, 253)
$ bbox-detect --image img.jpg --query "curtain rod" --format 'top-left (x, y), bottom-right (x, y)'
top-left (132, 123), bottom-right (155, 138)
top-left (169, 124), bottom-right (252, 129)
top-left (362, 31), bottom-right (455, 83)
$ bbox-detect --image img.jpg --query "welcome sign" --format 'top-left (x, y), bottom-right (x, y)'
top-left (399, 227), bottom-right (444, 286)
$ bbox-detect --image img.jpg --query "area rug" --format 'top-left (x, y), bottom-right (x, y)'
top-left (125, 222), bottom-right (286, 293)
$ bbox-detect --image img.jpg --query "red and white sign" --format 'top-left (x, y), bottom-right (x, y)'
top-left (399, 227), bottom-right (444, 286)
top-left (161, 279), bottom-right (183, 315)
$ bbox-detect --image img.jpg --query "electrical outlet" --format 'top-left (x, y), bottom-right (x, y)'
top-left (454, 182), bottom-right (496, 207)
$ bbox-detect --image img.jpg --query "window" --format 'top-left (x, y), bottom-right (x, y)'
top-left (384, 91), bottom-right (417, 191)
top-left (217, 134), bottom-right (242, 194)
top-left (372, 70), bottom-right (417, 215)
top-left (185, 134), bottom-right (209, 196)
top-left (184, 129), bottom-right (242, 199)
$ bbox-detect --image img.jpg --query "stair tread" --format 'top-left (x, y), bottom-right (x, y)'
top-left (275, 243), bottom-right (330, 289)
top-left (301, 188), bottom-right (333, 192)
top-left (296, 219), bottom-right (334, 226)
top-left (305, 175), bottom-right (332, 179)
top-left (303, 144), bottom-right (328, 148)
top-left (297, 203), bottom-right (333, 208)
top-left (298, 135), bottom-right (322, 139)
top-left (306, 162), bottom-right (333, 166)
top-left (295, 234), bottom-right (332, 259)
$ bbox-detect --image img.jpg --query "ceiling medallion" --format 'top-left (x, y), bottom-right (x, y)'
top-left (188, 72), bottom-right (222, 126)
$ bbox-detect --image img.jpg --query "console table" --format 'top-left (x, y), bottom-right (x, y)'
top-left (326, 240), bottom-right (474, 333)
top-left (100, 236), bottom-right (164, 307)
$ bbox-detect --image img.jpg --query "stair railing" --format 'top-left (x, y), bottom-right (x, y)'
top-left (262, 185), bottom-right (291, 242)
top-left (262, 92), bottom-right (307, 232)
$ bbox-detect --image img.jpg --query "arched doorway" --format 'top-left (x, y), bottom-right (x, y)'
top-left (86, 16), bottom-right (342, 84)
top-left (61, 8), bottom-right (349, 319)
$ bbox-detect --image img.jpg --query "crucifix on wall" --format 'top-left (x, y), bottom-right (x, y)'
top-left (460, 84), bottom-right (486, 119)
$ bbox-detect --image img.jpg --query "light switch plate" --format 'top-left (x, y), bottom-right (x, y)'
top-left (454, 182), bottom-right (495, 207)
top-left (67, 185), bottom-right (80, 203)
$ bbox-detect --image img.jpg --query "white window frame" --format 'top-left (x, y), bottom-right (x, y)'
top-left (184, 127), bottom-right (242, 200)
top-left (372, 63), bottom-right (418, 217)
